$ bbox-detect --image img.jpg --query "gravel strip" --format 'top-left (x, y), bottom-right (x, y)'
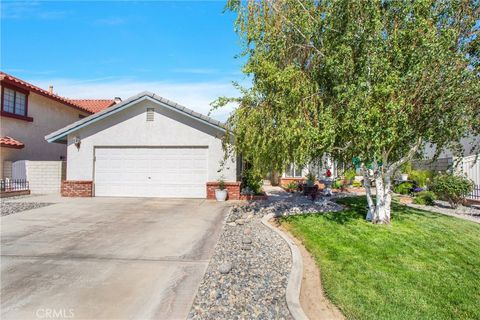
top-left (188, 205), bottom-right (293, 320)
top-left (189, 194), bottom-right (343, 320)
top-left (1, 202), bottom-right (54, 216)
top-left (406, 200), bottom-right (480, 223)
top-left (241, 196), bottom-right (343, 218)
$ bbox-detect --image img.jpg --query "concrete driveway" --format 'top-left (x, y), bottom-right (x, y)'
top-left (1, 196), bottom-right (229, 320)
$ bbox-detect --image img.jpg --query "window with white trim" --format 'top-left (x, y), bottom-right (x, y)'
top-left (2, 87), bottom-right (27, 116)
top-left (285, 163), bottom-right (304, 178)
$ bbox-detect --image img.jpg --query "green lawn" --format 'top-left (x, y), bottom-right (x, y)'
top-left (281, 197), bottom-right (480, 320)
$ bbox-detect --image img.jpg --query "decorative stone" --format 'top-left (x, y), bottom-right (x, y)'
top-left (235, 219), bottom-right (245, 225)
top-left (189, 191), bottom-right (349, 320)
top-left (219, 262), bottom-right (233, 274)
top-left (227, 222), bottom-right (236, 227)
top-left (242, 237), bottom-right (252, 244)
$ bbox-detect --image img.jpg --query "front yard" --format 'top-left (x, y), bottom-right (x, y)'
top-left (281, 197), bottom-right (480, 320)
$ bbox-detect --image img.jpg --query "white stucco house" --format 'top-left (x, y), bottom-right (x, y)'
top-left (46, 92), bottom-right (239, 199)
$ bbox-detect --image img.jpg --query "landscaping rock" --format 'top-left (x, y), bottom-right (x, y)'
top-left (188, 206), bottom-right (293, 320)
top-left (242, 237), bottom-right (252, 244)
top-left (219, 262), bottom-right (233, 274)
top-left (0, 201), bottom-right (53, 217)
top-left (234, 218), bottom-right (245, 225)
top-left (189, 190), bottom-right (344, 320)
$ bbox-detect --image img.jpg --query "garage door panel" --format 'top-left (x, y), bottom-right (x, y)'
top-left (94, 147), bottom-right (208, 198)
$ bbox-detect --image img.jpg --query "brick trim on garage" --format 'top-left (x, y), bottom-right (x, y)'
top-left (61, 180), bottom-right (93, 197)
top-left (206, 182), bottom-right (240, 200)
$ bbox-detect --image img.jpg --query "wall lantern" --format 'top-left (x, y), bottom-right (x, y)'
top-left (73, 136), bottom-right (81, 149)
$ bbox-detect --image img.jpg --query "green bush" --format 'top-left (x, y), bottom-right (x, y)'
top-left (286, 182), bottom-right (298, 190)
top-left (344, 168), bottom-right (357, 182)
top-left (394, 182), bottom-right (413, 195)
top-left (401, 161), bottom-right (413, 174)
top-left (352, 180), bottom-right (363, 188)
top-left (430, 173), bottom-right (474, 208)
top-left (413, 191), bottom-right (437, 206)
top-left (409, 170), bottom-right (434, 188)
top-left (242, 167), bottom-right (263, 195)
top-left (333, 179), bottom-right (344, 189)
top-left (306, 172), bottom-right (317, 186)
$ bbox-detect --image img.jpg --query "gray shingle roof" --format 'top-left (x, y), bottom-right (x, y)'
top-left (45, 91), bottom-right (226, 142)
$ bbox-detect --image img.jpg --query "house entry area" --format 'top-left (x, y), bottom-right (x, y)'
top-left (94, 146), bottom-right (208, 198)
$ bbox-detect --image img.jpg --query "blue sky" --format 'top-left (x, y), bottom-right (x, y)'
top-left (1, 0), bottom-right (247, 120)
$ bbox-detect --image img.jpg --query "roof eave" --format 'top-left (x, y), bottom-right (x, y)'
top-left (45, 92), bottom-right (226, 143)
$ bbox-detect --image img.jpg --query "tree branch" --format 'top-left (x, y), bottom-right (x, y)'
top-left (266, 0), bottom-right (324, 57)
top-left (386, 137), bottom-right (422, 176)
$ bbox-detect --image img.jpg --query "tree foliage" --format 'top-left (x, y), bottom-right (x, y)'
top-left (218, 0), bottom-right (479, 222)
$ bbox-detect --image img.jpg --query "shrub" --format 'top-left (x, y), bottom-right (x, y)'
top-left (409, 170), bottom-right (434, 188)
top-left (333, 179), bottom-right (344, 189)
top-left (413, 191), bottom-right (437, 206)
top-left (286, 182), bottom-right (298, 191)
top-left (241, 167), bottom-right (263, 195)
top-left (430, 173), bottom-right (474, 208)
top-left (306, 172), bottom-right (317, 186)
top-left (352, 180), bottom-right (363, 188)
top-left (394, 182), bottom-right (413, 195)
top-left (401, 161), bottom-right (413, 174)
top-left (344, 168), bottom-right (357, 182)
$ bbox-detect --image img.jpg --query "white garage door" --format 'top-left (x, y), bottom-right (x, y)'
top-left (94, 147), bottom-right (208, 198)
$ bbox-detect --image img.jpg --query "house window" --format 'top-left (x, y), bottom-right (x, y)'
top-left (285, 163), bottom-right (303, 178)
top-left (2, 87), bottom-right (28, 117)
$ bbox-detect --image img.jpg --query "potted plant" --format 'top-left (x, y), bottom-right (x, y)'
top-left (215, 178), bottom-right (228, 201)
top-left (306, 172), bottom-right (316, 187)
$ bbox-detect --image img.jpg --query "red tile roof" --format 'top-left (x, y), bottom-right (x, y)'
top-left (68, 99), bottom-right (116, 113)
top-left (0, 72), bottom-right (115, 114)
top-left (0, 136), bottom-right (25, 149)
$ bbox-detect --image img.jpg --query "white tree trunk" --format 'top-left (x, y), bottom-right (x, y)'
top-left (361, 165), bottom-right (375, 221)
top-left (373, 173), bottom-right (392, 224)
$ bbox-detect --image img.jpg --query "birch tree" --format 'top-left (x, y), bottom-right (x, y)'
top-left (219, 0), bottom-right (479, 223)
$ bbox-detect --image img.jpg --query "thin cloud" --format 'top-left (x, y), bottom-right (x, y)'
top-left (30, 77), bottom-right (245, 121)
top-left (1, 1), bottom-right (68, 20)
top-left (94, 17), bottom-right (127, 26)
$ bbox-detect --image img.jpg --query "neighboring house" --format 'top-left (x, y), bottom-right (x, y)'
top-left (46, 92), bottom-right (239, 199)
top-left (415, 136), bottom-right (480, 186)
top-left (0, 72), bottom-right (116, 192)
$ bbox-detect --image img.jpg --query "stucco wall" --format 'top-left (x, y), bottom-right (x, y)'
top-left (0, 87), bottom-right (90, 162)
top-left (11, 160), bottom-right (65, 194)
top-left (65, 100), bottom-right (237, 182)
top-left (423, 135), bottom-right (480, 159)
